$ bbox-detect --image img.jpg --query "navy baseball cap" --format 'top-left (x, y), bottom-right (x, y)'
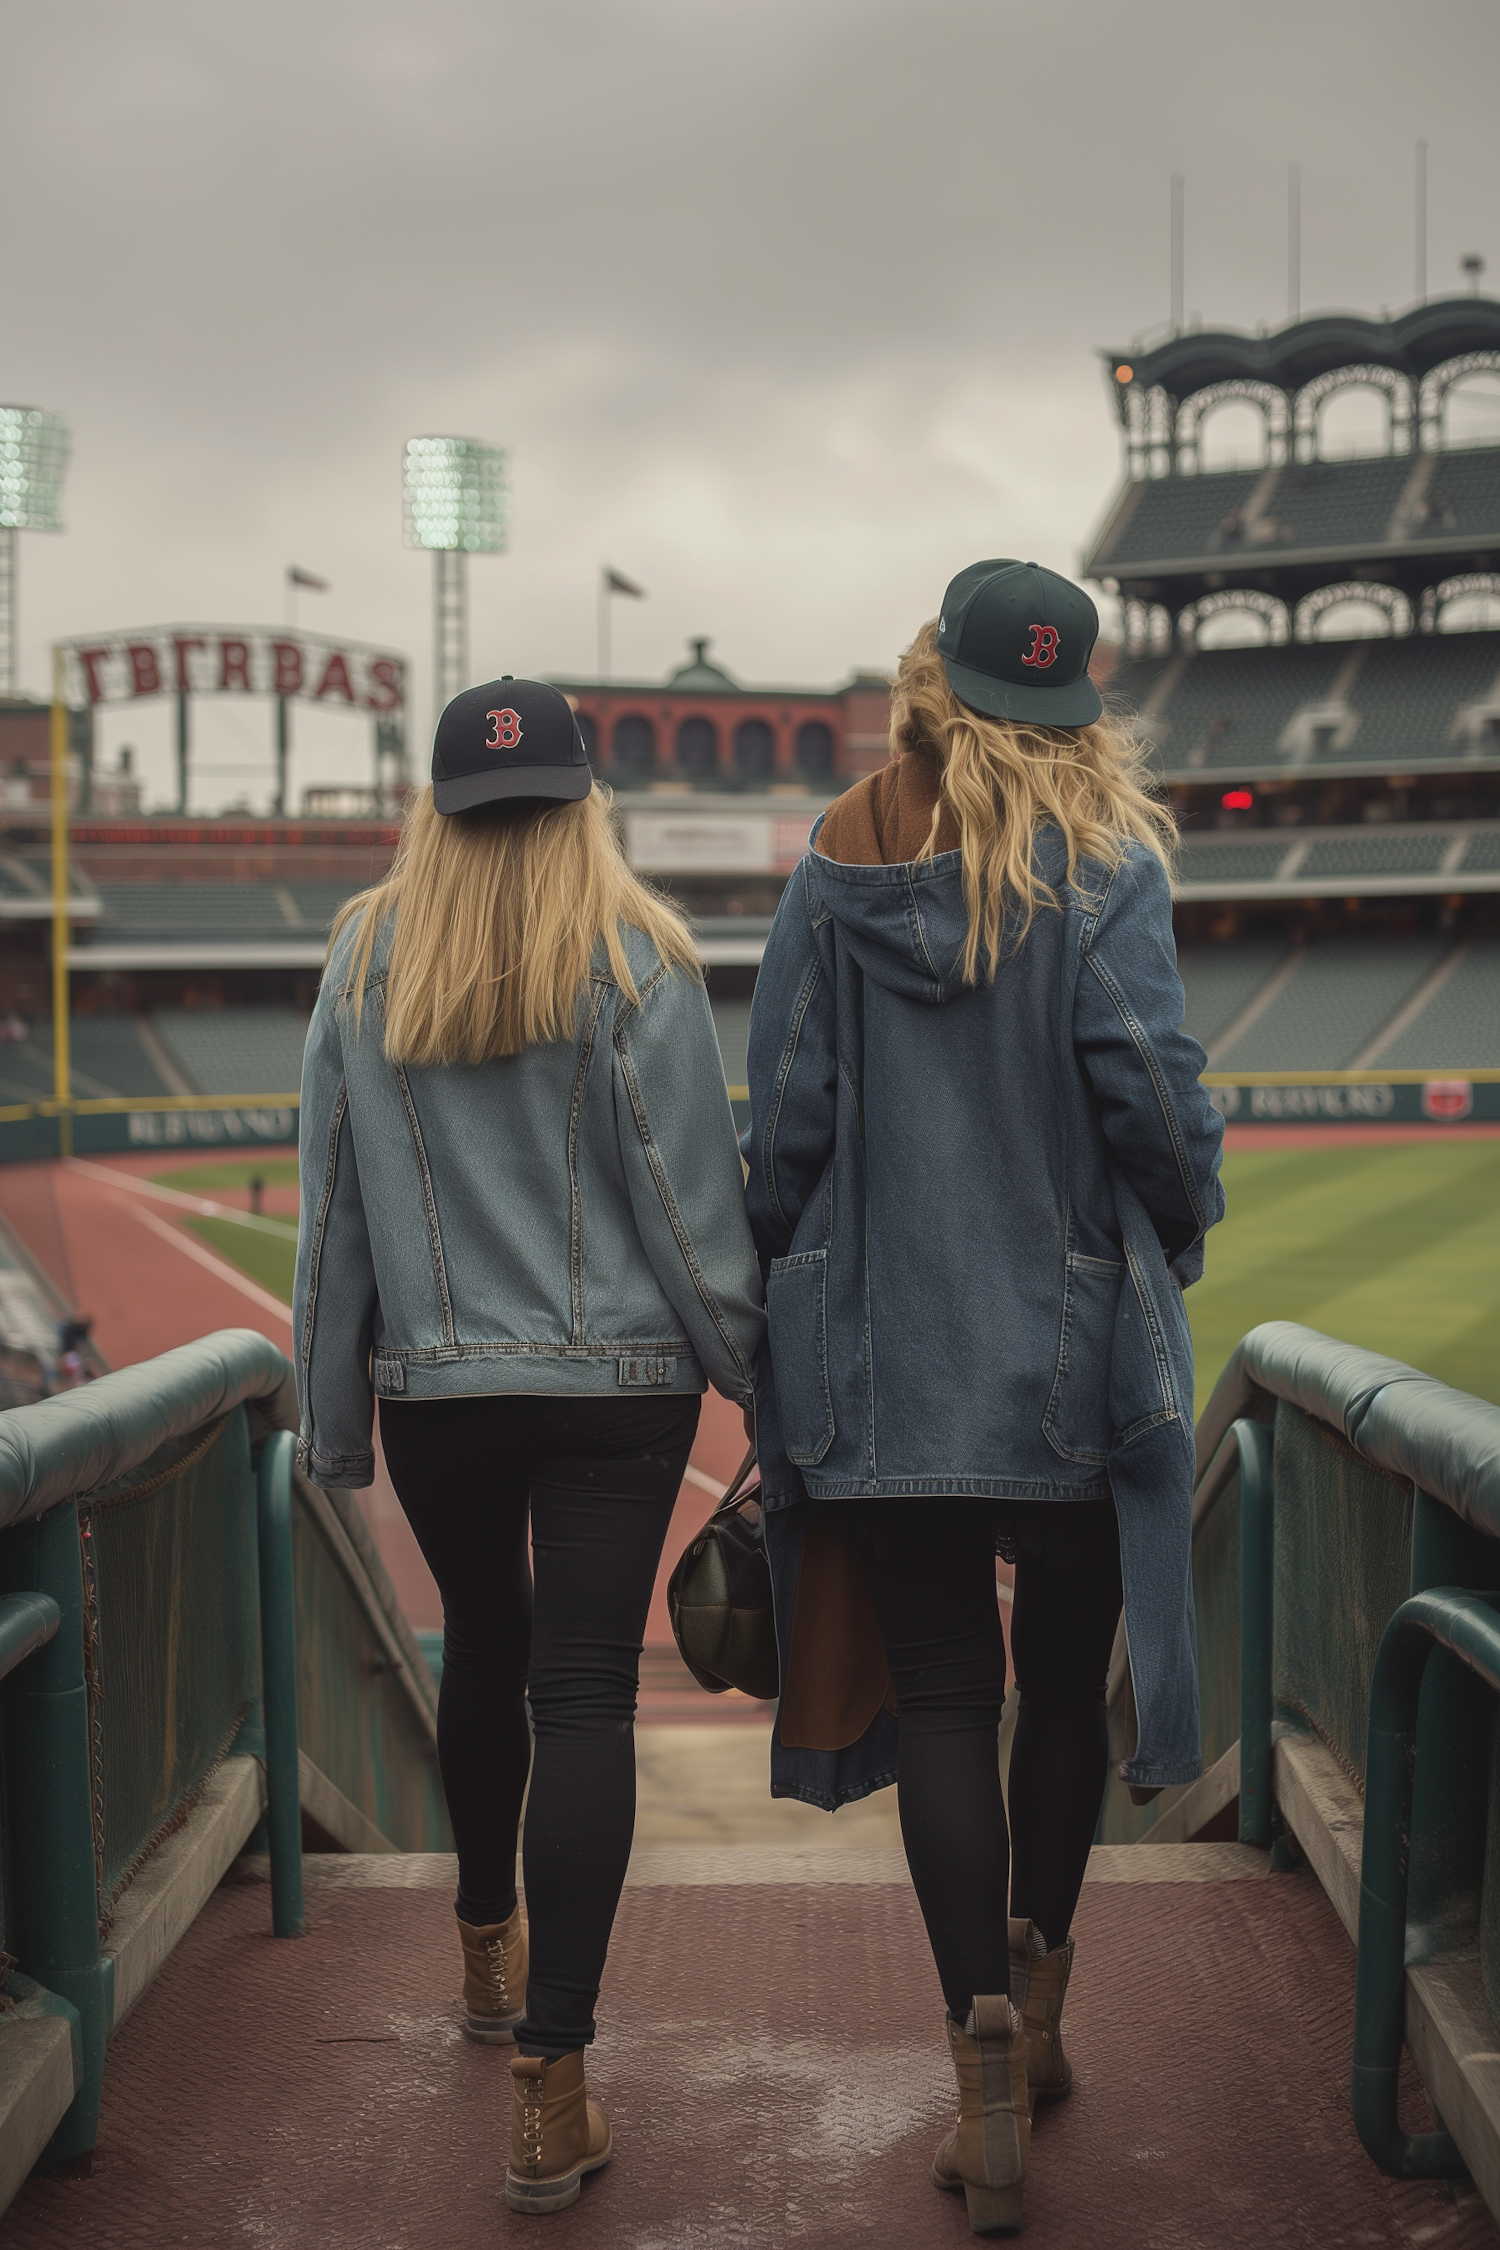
top-left (431, 678), bottom-right (592, 815)
top-left (936, 559), bottom-right (1103, 727)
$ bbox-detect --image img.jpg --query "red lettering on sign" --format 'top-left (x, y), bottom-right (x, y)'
top-left (486, 707), bottom-right (523, 749)
top-left (76, 647), bottom-right (111, 703)
top-left (367, 658), bottom-right (403, 712)
top-left (1421, 1079), bottom-right (1473, 1121)
top-left (315, 651), bottom-right (355, 703)
top-left (272, 641), bottom-right (304, 696)
top-left (127, 643), bottom-right (162, 696)
top-left (1020, 624), bottom-right (1060, 670)
top-left (219, 640), bottom-right (251, 691)
top-left (172, 636), bottom-right (206, 693)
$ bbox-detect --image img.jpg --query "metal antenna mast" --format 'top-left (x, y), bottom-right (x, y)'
top-left (1415, 140), bottom-right (1428, 304)
top-left (1170, 174), bottom-right (1184, 333)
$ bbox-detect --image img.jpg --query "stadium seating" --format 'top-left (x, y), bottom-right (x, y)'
top-left (151, 1008), bottom-right (311, 1096)
top-left (1176, 837), bottom-right (1293, 886)
top-left (1367, 935), bottom-right (1500, 1069)
top-left (1090, 446), bottom-right (1500, 571)
top-left (1125, 632), bottom-right (1500, 775)
top-left (1090, 469), bottom-right (1263, 568)
top-left (1258, 456), bottom-right (1412, 552)
top-left (95, 884), bottom-right (298, 935)
top-left (1423, 446), bottom-right (1500, 544)
top-left (1144, 644), bottom-right (1349, 772)
top-left (1177, 938), bottom-right (1290, 1051)
top-left (1208, 935), bottom-right (1447, 1071)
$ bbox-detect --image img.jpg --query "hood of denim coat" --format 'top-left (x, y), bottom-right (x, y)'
top-left (805, 810), bottom-right (1075, 1005)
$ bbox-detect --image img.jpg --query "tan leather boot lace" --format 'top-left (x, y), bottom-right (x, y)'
top-left (519, 2069), bottom-right (545, 2174)
top-left (483, 1934), bottom-right (512, 2010)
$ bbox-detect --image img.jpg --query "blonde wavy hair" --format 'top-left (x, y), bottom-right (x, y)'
top-left (892, 620), bottom-right (1175, 982)
top-left (330, 784), bottom-right (699, 1066)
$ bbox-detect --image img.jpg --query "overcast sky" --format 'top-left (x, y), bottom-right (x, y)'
top-left (4, 0), bottom-right (1497, 810)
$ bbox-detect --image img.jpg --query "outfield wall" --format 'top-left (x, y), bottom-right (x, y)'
top-left (0, 1072), bottom-right (1496, 1165)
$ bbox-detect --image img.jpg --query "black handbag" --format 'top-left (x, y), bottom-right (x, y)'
top-left (666, 1447), bottom-right (780, 1701)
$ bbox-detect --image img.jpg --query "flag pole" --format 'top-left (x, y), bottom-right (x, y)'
top-left (49, 644), bottom-right (71, 1157)
top-left (598, 565), bottom-right (609, 683)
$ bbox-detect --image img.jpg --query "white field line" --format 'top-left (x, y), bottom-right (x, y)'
top-left (66, 1156), bottom-right (299, 1240)
top-left (129, 1205), bottom-right (294, 1326)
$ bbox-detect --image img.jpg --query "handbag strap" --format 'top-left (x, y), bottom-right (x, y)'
top-left (708, 1444), bottom-right (758, 1519)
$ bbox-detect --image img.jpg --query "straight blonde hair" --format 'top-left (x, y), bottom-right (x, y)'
top-left (893, 621), bottom-right (1175, 983)
top-left (330, 784), bottom-right (700, 1065)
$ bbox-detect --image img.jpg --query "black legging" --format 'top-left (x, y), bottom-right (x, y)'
top-left (855, 1500), bottom-right (1124, 2018)
top-left (379, 1391), bottom-right (700, 2059)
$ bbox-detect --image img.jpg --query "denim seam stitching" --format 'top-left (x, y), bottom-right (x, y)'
top-left (1082, 948), bottom-right (1205, 1237)
top-left (297, 1079), bottom-right (349, 1445)
top-left (393, 1062), bottom-right (457, 1347)
top-left (763, 955), bottom-right (823, 1238)
top-left (567, 982), bottom-right (609, 1345)
top-left (615, 1023), bottom-right (752, 1388)
top-left (1124, 1239), bottom-right (1178, 1416)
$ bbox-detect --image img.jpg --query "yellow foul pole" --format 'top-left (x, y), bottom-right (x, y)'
top-left (50, 644), bottom-right (71, 1156)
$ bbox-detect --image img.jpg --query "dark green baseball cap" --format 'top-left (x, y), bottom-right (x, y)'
top-left (936, 558), bottom-right (1103, 726)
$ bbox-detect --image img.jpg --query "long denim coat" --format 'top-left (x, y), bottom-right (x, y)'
top-left (744, 822), bottom-right (1224, 1799)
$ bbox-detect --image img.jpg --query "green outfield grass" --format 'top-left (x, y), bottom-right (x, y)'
top-left (1188, 1139), bottom-right (1500, 1413)
top-left (172, 1139), bottom-right (1500, 1416)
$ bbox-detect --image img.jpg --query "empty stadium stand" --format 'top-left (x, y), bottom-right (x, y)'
top-left (1206, 936), bottom-right (1448, 1072)
top-left (151, 1008), bottom-right (311, 1096)
top-left (1177, 939), bottom-right (1291, 1052)
top-left (1365, 935), bottom-right (1500, 1071)
top-left (1115, 632), bottom-right (1500, 778)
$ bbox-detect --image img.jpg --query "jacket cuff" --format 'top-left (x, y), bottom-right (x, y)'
top-left (297, 1436), bottom-right (377, 1489)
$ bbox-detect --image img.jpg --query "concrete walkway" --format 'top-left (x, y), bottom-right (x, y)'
top-left (8, 1846), bottom-right (1496, 2249)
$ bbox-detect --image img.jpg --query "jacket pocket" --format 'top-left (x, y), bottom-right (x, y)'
top-left (1042, 1252), bottom-right (1125, 1466)
top-left (766, 1250), bottom-right (835, 1467)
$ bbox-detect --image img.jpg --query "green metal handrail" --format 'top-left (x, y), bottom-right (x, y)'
top-left (0, 1335), bottom-right (305, 2170)
top-left (1353, 1588), bottom-right (1500, 2177)
top-left (1233, 1420), bottom-right (1275, 1849)
top-left (257, 1430), bottom-right (304, 1940)
top-left (0, 1590), bottom-right (59, 1679)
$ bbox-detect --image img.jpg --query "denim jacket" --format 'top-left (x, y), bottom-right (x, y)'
top-left (744, 822), bottom-right (1224, 1796)
top-left (294, 918), bottom-right (765, 1488)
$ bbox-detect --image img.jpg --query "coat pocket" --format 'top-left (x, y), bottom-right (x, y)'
top-left (766, 1250), bottom-right (835, 1467)
top-left (1042, 1252), bottom-right (1125, 1466)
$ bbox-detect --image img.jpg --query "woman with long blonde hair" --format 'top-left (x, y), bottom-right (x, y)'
top-left (294, 679), bottom-right (763, 2217)
top-left (744, 564), bottom-right (1223, 2234)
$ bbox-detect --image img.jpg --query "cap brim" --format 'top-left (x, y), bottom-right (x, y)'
top-left (432, 762), bottom-right (593, 814)
top-left (942, 654), bottom-right (1104, 728)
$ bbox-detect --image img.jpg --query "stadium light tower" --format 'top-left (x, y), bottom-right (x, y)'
top-left (0, 406), bottom-right (70, 694)
top-left (402, 436), bottom-right (509, 731)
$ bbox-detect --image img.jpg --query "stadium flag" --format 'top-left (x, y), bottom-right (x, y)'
top-left (598, 565), bottom-right (646, 680)
top-left (288, 566), bottom-right (329, 591)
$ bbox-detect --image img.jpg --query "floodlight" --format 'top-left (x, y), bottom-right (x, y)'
top-left (402, 437), bottom-right (509, 554)
top-left (0, 406), bottom-right (70, 532)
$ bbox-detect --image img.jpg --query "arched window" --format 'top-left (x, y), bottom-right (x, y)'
top-left (1198, 400), bottom-right (1268, 473)
top-left (612, 713), bottom-right (656, 776)
top-left (795, 720), bottom-right (834, 778)
top-left (734, 718), bottom-right (774, 780)
top-left (575, 710), bottom-right (599, 771)
top-left (676, 716), bottom-right (719, 777)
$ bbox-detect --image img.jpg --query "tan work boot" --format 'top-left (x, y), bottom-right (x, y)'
top-left (1009, 1917), bottom-right (1074, 2108)
top-left (504, 2049), bottom-right (613, 2214)
top-left (931, 1994), bottom-right (1029, 2235)
top-left (457, 1904), bottom-right (527, 2043)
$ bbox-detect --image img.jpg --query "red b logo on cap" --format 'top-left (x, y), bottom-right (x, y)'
top-left (486, 707), bottom-right (523, 750)
top-left (1021, 624), bottom-right (1060, 670)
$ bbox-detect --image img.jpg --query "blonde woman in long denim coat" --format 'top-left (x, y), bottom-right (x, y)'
top-left (295, 680), bottom-right (763, 2216)
top-left (743, 564), bottom-right (1224, 2235)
